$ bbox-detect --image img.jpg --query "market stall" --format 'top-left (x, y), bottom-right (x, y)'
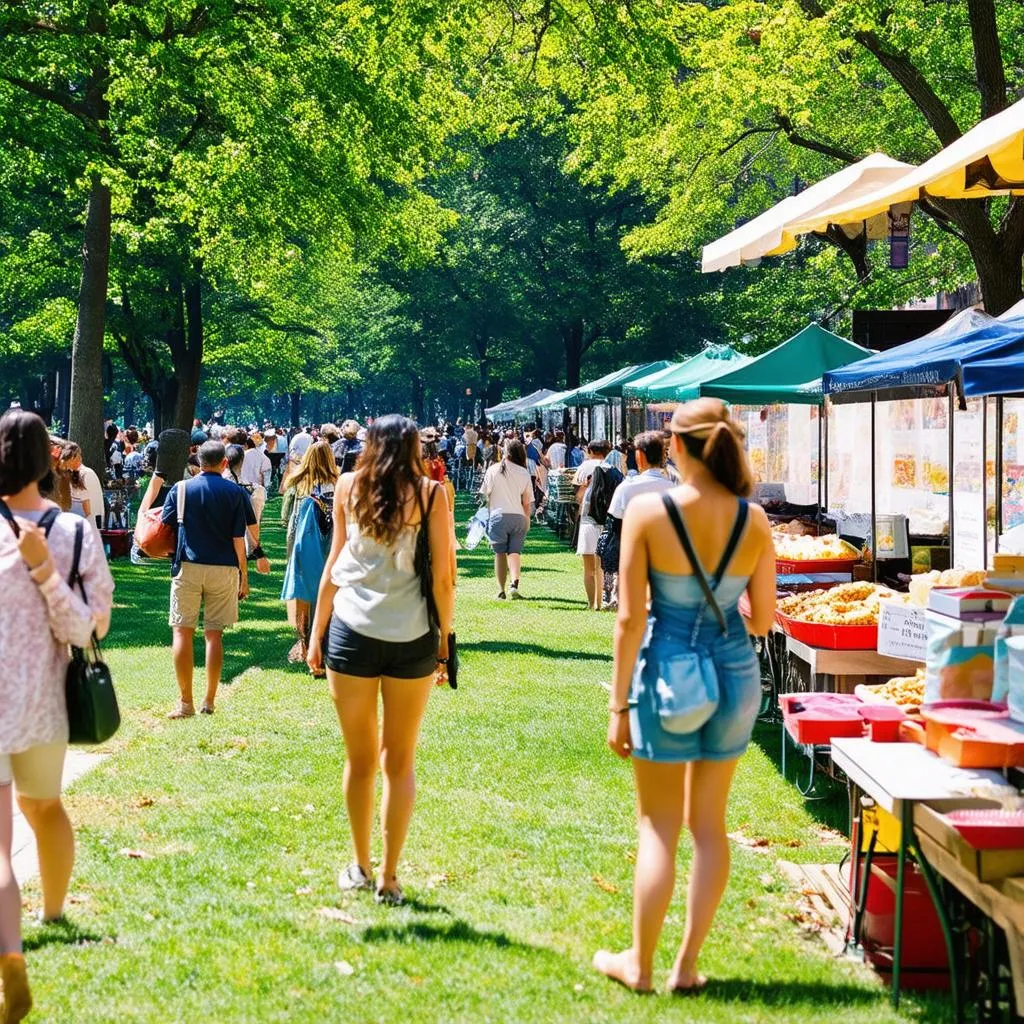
top-left (621, 345), bottom-right (749, 433)
top-left (566, 360), bottom-right (673, 442)
top-left (484, 388), bottom-right (556, 425)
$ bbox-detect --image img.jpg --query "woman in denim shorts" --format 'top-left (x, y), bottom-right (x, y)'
top-left (594, 398), bottom-right (776, 995)
top-left (479, 440), bottom-right (533, 601)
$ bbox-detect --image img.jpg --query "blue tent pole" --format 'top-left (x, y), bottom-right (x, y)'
top-left (871, 393), bottom-right (878, 584)
top-left (996, 396), bottom-right (1004, 552)
top-left (948, 391), bottom-right (955, 568)
top-left (816, 409), bottom-right (823, 526)
top-left (983, 397), bottom-right (989, 570)
top-left (824, 400), bottom-right (830, 513)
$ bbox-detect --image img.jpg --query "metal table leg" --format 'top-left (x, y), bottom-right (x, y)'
top-left (853, 827), bottom-right (878, 949)
top-left (910, 829), bottom-right (963, 1024)
top-left (892, 800), bottom-right (909, 1007)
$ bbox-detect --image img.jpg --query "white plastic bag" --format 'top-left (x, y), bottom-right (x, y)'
top-left (465, 507), bottom-right (489, 551)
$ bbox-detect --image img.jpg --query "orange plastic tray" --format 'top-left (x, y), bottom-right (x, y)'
top-left (775, 611), bottom-right (878, 650)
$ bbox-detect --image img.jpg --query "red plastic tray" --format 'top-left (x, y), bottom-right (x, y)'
top-left (943, 809), bottom-right (1024, 850)
top-left (781, 693), bottom-right (865, 745)
top-left (775, 556), bottom-right (859, 576)
top-left (775, 611), bottom-right (878, 650)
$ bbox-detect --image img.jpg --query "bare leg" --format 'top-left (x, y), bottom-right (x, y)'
top-left (668, 758), bottom-right (739, 990)
top-left (594, 758), bottom-right (685, 990)
top-left (494, 553), bottom-right (508, 592)
top-left (328, 672), bottom-right (380, 872)
top-left (18, 796), bottom-right (74, 923)
top-left (0, 785), bottom-right (21, 953)
top-left (172, 627), bottom-right (195, 705)
top-left (203, 629), bottom-right (224, 708)
top-left (508, 552), bottom-right (522, 585)
top-left (582, 555), bottom-right (597, 608)
top-left (378, 674), bottom-right (434, 891)
top-left (594, 564), bottom-right (605, 610)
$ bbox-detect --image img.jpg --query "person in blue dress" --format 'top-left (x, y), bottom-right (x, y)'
top-left (595, 398), bottom-right (776, 995)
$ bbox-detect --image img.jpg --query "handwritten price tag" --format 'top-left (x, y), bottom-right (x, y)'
top-left (877, 603), bottom-right (927, 662)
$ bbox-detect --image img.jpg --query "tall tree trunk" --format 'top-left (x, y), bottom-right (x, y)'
top-left (290, 390), bottom-right (302, 428)
top-left (172, 274), bottom-right (204, 430)
top-left (563, 320), bottom-right (584, 389)
top-left (68, 174), bottom-right (111, 473)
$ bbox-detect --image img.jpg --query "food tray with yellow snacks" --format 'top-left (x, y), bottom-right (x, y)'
top-left (776, 582), bottom-right (896, 651)
top-left (774, 533), bottom-right (861, 576)
top-left (855, 669), bottom-right (926, 714)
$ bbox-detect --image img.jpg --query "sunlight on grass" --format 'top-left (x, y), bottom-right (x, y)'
top-left (22, 499), bottom-right (951, 1022)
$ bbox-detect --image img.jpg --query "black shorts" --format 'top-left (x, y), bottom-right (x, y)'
top-left (325, 617), bottom-right (438, 679)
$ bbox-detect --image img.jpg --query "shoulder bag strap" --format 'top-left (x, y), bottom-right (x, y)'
top-left (711, 499), bottom-right (749, 588)
top-left (69, 518), bottom-right (85, 595)
top-left (660, 493), bottom-right (727, 633)
top-left (0, 498), bottom-right (20, 538)
top-left (38, 508), bottom-right (60, 537)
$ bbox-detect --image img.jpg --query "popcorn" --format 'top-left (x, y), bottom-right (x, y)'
top-left (778, 582), bottom-right (896, 626)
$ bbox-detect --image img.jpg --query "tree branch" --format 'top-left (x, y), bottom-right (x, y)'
top-left (774, 113), bottom-right (858, 164)
top-left (794, 0), bottom-right (961, 145)
top-left (966, 0), bottom-right (1006, 118)
top-left (1, 76), bottom-right (94, 126)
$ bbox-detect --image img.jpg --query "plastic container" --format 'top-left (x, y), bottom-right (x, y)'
top-left (775, 556), bottom-right (859, 576)
top-left (858, 704), bottom-right (907, 742)
top-left (775, 611), bottom-right (878, 650)
top-left (781, 693), bottom-right (865, 745)
top-left (943, 809), bottom-right (1024, 850)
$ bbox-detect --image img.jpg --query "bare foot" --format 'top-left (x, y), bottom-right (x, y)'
top-left (666, 969), bottom-right (708, 994)
top-left (592, 949), bottom-right (651, 993)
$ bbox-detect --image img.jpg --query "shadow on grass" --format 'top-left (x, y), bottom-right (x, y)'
top-left (362, 918), bottom-right (529, 952)
top-left (750, 721), bottom-right (848, 834)
top-left (694, 977), bottom-right (891, 1009)
top-left (23, 920), bottom-right (109, 951)
top-left (461, 640), bottom-right (611, 663)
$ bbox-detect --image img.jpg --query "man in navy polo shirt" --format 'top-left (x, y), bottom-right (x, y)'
top-left (161, 440), bottom-right (249, 719)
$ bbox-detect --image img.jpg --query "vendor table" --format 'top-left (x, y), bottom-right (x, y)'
top-left (832, 737), bottom-right (1007, 1020)
top-left (780, 641), bottom-right (923, 795)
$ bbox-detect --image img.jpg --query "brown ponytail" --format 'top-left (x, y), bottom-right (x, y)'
top-left (672, 398), bottom-right (753, 497)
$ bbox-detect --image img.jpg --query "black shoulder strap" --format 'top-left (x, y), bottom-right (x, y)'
top-left (661, 493), bottom-right (727, 633)
top-left (70, 518), bottom-right (86, 596)
top-left (712, 499), bottom-right (749, 587)
top-left (39, 508), bottom-right (60, 537)
top-left (0, 498), bottom-right (19, 537)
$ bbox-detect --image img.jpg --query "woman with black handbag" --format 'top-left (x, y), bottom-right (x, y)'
top-left (307, 416), bottom-right (454, 907)
top-left (0, 409), bottom-right (115, 1021)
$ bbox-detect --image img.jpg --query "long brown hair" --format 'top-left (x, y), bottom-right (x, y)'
top-left (283, 440), bottom-right (338, 497)
top-left (671, 397), bottom-right (753, 498)
top-left (350, 415), bottom-right (426, 545)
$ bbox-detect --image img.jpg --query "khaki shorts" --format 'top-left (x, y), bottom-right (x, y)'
top-left (170, 562), bottom-right (240, 631)
top-left (0, 741), bottom-right (67, 800)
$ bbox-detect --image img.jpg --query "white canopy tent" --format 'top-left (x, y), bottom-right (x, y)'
top-left (701, 154), bottom-right (913, 272)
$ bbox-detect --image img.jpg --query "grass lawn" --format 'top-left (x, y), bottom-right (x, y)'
top-left (21, 497), bottom-right (951, 1023)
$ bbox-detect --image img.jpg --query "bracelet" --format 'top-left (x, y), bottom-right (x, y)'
top-left (608, 705), bottom-right (630, 715)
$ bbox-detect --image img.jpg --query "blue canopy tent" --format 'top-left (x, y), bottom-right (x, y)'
top-left (822, 306), bottom-right (1024, 567)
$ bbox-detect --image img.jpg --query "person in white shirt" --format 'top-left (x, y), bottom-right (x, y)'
top-left (602, 432), bottom-right (672, 610)
top-left (240, 435), bottom-right (272, 522)
top-left (607, 432), bottom-right (672, 520)
top-left (289, 427), bottom-right (313, 465)
top-left (480, 440), bottom-right (533, 600)
top-left (573, 440), bottom-right (611, 610)
top-left (547, 430), bottom-right (567, 470)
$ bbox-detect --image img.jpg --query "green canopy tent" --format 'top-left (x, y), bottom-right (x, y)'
top-left (513, 388), bottom-right (574, 422)
top-left (698, 325), bottom-right (872, 511)
top-left (623, 346), bottom-right (750, 403)
top-left (698, 325), bottom-right (872, 406)
top-left (569, 360), bottom-right (675, 440)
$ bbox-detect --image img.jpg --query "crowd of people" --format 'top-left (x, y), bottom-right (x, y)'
top-left (0, 395), bottom-right (777, 1018)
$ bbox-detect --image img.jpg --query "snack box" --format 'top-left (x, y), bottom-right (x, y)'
top-left (927, 587), bottom-right (1012, 621)
top-left (924, 612), bottom-right (997, 704)
top-left (919, 702), bottom-right (1024, 769)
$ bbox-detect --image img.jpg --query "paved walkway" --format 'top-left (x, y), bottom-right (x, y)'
top-left (12, 750), bottom-right (105, 884)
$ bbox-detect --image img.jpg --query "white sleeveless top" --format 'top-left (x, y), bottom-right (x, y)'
top-left (331, 499), bottom-right (429, 643)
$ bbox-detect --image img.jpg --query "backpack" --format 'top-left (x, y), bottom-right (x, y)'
top-left (588, 465), bottom-right (623, 527)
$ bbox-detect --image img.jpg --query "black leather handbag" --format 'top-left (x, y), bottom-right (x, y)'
top-left (64, 520), bottom-right (121, 744)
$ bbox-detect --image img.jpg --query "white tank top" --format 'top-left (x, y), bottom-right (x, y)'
top-left (331, 498), bottom-right (429, 643)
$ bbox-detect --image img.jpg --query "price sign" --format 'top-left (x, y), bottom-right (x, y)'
top-left (877, 602), bottom-right (927, 662)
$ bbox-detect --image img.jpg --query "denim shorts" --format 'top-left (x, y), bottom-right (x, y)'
top-left (325, 617), bottom-right (438, 679)
top-left (629, 624), bottom-right (761, 763)
top-left (486, 511), bottom-right (528, 555)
